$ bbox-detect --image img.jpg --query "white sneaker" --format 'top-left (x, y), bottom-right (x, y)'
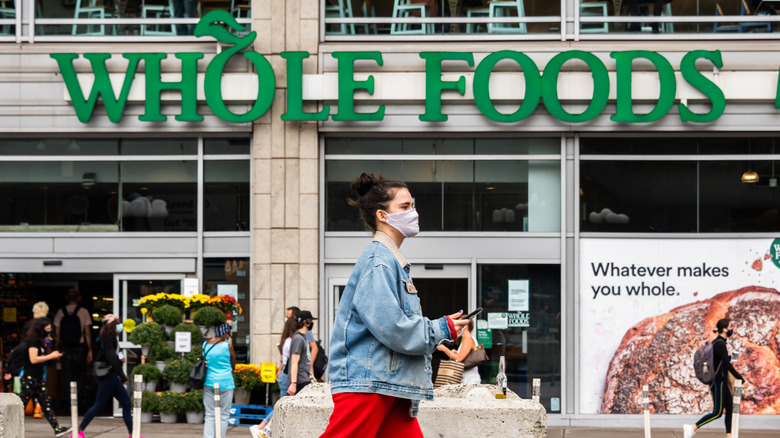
top-left (249, 425), bottom-right (262, 438)
top-left (683, 424), bottom-right (696, 438)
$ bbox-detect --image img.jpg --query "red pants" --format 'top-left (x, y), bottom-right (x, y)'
top-left (319, 393), bottom-right (424, 438)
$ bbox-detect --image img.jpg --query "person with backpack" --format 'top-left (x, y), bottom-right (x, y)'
top-left (19, 318), bottom-right (71, 438)
top-left (203, 322), bottom-right (236, 438)
top-left (301, 312), bottom-right (324, 380)
top-left (53, 288), bottom-right (92, 406)
top-left (287, 310), bottom-right (314, 395)
top-left (684, 318), bottom-right (745, 438)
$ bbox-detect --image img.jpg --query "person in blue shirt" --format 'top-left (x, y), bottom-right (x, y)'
top-left (203, 322), bottom-right (236, 438)
top-left (320, 172), bottom-right (468, 438)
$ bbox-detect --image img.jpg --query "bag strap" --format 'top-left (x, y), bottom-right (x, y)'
top-left (202, 343), bottom-right (218, 359)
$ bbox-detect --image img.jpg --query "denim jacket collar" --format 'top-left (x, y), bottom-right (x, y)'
top-left (373, 231), bottom-right (408, 270)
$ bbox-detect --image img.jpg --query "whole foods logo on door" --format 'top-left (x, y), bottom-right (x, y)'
top-left (579, 239), bottom-right (780, 415)
top-left (50, 12), bottom-right (780, 125)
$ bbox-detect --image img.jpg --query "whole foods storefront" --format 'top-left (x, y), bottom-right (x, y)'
top-left (4, 14), bottom-right (779, 426)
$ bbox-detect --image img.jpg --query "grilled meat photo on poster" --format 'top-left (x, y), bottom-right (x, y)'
top-left (600, 286), bottom-right (780, 415)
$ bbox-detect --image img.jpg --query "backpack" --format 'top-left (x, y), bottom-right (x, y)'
top-left (313, 339), bottom-right (328, 380)
top-left (6, 342), bottom-right (28, 377)
top-left (59, 306), bottom-right (83, 348)
top-left (693, 338), bottom-right (723, 385)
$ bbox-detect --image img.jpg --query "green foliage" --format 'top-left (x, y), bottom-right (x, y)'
top-left (158, 391), bottom-right (185, 414)
top-left (152, 305), bottom-right (183, 326)
top-left (162, 358), bottom-right (194, 384)
top-left (183, 389), bottom-right (205, 413)
top-left (172, 323), bottom-right (203, 344)
top-left (234, 368), bottom-right (263, 391)
top-left (192, 306), bottom-right (226, 327)
top-left (149, 343), bottom-right (176, 363)
top-left (141, 391), bottom-right (159, 412)
top-left (185, 345), bottom-right (203, 363)
top-left (131, 364), bottom-right (161, 382)
top-left (128, 322), bottom-right (164, 346)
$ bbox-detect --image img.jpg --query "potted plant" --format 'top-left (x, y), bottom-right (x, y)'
top-left (149, 343), bottom-right (177, 372)
top-left (183, 389), bottom-right (205, 424)
top-left (158, 391), bottom-right (184, 424)
top-left (233, 364), bottom-right (263, 405)
top-left (193, 306), bottom-right (226, 337)
top-left (128, 322), bottom-right (164, 356)
top-left (131, 364), bottom-right (161, 392)
top-left (140, 391), bottom-right (158, 423)
top-left (207, 295), bottom-right (242, 322)
top-left (172, 322), bottom-right (204, 345)
top-left (185, 345), bottom-right (203, 363)
top-left (187, 293), bottom-right (211, 313)
top-left (162, 358), bottom-right (193, 393)
top-left (152, 305), bottom-right (183, 334)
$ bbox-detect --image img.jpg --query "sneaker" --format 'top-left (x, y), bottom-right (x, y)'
top-left (249, 425), bottom-right (262, 438)
top-left (79, 431), bottom-right (85, 438)
top-left (683, 424), bottom-right (696, 438)
top-left (54, 426), bottom-right (72, 438)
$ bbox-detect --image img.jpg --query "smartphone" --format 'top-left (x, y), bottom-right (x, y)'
top-left (460, 307), bottom-right (483, 320)
top-left (731, 352), bottom-right (739, 363)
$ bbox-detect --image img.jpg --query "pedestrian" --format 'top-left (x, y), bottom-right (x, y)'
top-left (285, 306), bottom-right (300, 322)
top-left (53, 288), bottom-right (92, 405)
top-left (684, 318), bottom-right (745, 438)
top-left (301, 312), bottom-right (319, 379)
top-left (19, 317), bottom-right (71, 438)
top-left (78, 314), bottom-right (134, 438)
top-left (319, 172), bottom-right (468, 438)
top-left (276, 317), bottom-right (298, 398)
top-left (435, 317), bottom-right (481, 384)
top-left (21, 301), bottom-right (51, 419)
top-left (287, 310), bottom-right (315, 396)
top-left (203, 322), bottom-right (236, 438)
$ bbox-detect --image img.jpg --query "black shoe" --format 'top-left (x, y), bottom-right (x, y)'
top-left (54, 426), bottom-right (72, 438)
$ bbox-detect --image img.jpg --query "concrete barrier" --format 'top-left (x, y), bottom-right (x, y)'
top-left (273, 383), bottom-right (547, 438)
top-left (0, 393), bottom-right (25, 438)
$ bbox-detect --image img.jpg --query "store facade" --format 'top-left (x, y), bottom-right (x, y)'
top-left (2, 0), bottom-right (779, 428)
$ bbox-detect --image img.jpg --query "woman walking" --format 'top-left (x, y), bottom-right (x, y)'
top-left (78, 314), bottom-right (134, 438)
top-left (276, 317), bottom-right (298, 397)
top-left (287, 310), bottom-right (315, 396)
top-left (19, 317), bottom-right (71, 438)
top-left (320, 173), bottom-right (468, 437)
top-left (203, 322), bottom-right (236, 438)
top-left (436, 317), bottom-right (481, 384)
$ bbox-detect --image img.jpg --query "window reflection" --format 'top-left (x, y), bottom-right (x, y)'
top-left (121, 161), bottom-right (197, 232)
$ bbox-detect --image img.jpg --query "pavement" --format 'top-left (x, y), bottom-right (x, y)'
top-left (22, 417), bottom-right (780, 438)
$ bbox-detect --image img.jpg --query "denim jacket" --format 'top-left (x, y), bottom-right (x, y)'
top-left (328, 231), bottom-right (453, 417)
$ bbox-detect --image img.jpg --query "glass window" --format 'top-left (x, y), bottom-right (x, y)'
top-left (0, 161), bottom-right (119, 231)
top-left (121, 161), bottom-right (197, 232)
top-left (326, 138), bottom-right (559, 155)
top-left (581, 137), bottom-right (776, 155)
top-left (203, 258), bottom-right (250, 364)
top-left (205, 138), bottom-right (251, 155)
top-left (205, 160), bottom-right (250, 231)
top-left (477, 264), bottom-right (561, 412)
top-left (120, 138), bottom-right (197, 155)
top-left (0, 139), bottom-right (120, 156)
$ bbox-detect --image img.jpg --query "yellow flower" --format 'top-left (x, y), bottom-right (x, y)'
top-left (141, 308), bottom-right (147, 314)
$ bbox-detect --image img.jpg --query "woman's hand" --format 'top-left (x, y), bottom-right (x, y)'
top-left (436, 344), bottom-right (449, 352)
top-left (48, 351), bottom-right (63, 360)
top-left (287, 383), bottom-right (296, 396)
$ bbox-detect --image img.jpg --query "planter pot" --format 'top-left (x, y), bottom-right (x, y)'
top-left (204, 327), bottom-right (215, 339)
top-left (144, 381), bottom-right (156, 392)
top-left (163, 325), bottom-right (174, 335)
top-left (233, 388), bottom-right (251, 405)
top-left (170, 382), bottom-right (188, 393)
top-left (159, 412), bottom-right (178, 424)
top-left (155, 361), bottom-right (166, 373)
top-left (167, 340), bottom-right (175, 348)
top-left (140, 411), bottom-right (154, 423)
top-left (197, 325), bottom-right (208, 336)
top-left (141, 345), bottom-right (150, 356)
top-left (185, 412), bottom-right (204, 424)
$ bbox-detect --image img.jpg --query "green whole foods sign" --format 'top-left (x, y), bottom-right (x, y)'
top-left (49, 11), bottom-right (774, 125)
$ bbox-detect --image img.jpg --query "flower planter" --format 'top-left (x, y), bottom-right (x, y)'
top-left (140, 411), bottom-right (154, 423)
top-left (233, 388), bottom-right (251, 405)
top-left (163, 325), bottom-right (174, 335)
top-left (141, 345), bottom-right (150, 356)
top-left (155, 361), bottom-right (166, 373)
top-left (170, 382), bottom-right (188, 393)
top-left (197, 325), bottom-right (208, 336)
top-left (159, 413), bottom-right (178, 424)
top-left (144, 381), bottom-right (157, 392)
top-left (185, 412), bottom-right (204, 424)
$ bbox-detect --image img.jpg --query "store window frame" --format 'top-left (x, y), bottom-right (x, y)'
top-left (0, 2), bottom-right (251, 43)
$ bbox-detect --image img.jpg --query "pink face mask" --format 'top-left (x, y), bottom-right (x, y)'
top-left (382, 208), bottom-right (420, 238)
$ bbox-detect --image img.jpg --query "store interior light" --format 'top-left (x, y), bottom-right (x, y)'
top-left (68, 139), bottom-right (80, 152)
top-left (82, 172), bottom-right (97, 189)
top-left (742, 170), bottom-right (759, 183)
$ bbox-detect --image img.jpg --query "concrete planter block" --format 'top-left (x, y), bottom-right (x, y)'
top-left (273, 383), bottom-right (546, 438)
top-left (0, 393), bottom-right (25, 438)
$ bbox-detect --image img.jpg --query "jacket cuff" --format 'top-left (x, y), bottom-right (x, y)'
top-left (445, 316), bottom-right (457, 339)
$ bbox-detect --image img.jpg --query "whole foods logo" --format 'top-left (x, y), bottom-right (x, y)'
top-left (770, 239), bottom-right (780, 269)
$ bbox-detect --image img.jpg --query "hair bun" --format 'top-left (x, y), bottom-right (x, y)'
top-left (351, 172), bottom-right (378, 197)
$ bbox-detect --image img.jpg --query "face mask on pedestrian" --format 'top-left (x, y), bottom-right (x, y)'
top-left (382, 208), bottom-right (419, 238)
top-left (726, 328), bottom-right (733, 337)
top-left (306, 321), bottom-right (314, 330)
top-left (116, 323), bottom-right (124, 333)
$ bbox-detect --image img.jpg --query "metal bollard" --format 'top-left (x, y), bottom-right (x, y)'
top-left (732, 380), bottom-right (742, 438)
top-left (70, 381), bottom-right (78, 438)
top-left (532, 378), bottom-right (541, 403)
top-left (132, 375), bottom-right (142, 438)
top-left (214, 382), bottom-right (222, 438)
top-left (643, 385), bottom-right (651, 438)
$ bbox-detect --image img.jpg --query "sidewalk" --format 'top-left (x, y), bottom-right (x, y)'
top-left (23, 417), bottom-right (779, 438)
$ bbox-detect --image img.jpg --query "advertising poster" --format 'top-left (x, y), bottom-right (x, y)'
top-left (580, 239), bottom-right (780, 415)
top-left (508, 279), bottom-right (530, 311)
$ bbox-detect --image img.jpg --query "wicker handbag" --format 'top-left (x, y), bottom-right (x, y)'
top-left (434, 359), bottom-right (464, 388)
top-left (461, 344), bottom-right (488, 370)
